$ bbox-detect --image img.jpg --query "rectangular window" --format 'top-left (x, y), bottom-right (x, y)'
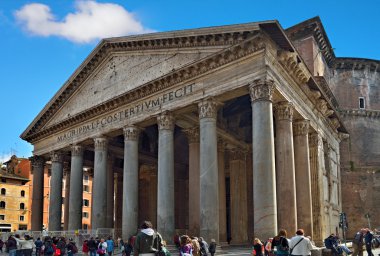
top-left (359, 97), bottom-right (365, 109)
top-left (83, 199), bottom-right (89, 207)
top-left (19, 215), bottom-right (25, 221)
top-left (83, 185), bottom-right (89, 192)
top-left (83, 212), bottom-right (89, 218)
top-left (0, 215), bottom-right (4, 220)
top-left (83, 224), bottom-right (88, 230)
top-left (19, 224), bottom-right (27, 230)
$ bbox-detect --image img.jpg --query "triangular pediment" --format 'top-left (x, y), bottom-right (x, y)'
top-left (44, 49), bottom-right (219, 128)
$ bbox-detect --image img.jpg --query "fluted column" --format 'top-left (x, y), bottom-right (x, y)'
top-left (199, 99), bottom-right (219, 242)
top-left (92, 137), bottom-right (108, 230)
top-left (157, 112), bottom-right (175, 242)
top-left (309, 133), bottom-right (325, 246)
top-left (274, 102), bottom-right (297, 232)
top-left (249, 79), bottom-right (277, 238)
top-left (218, 139), bottom-right (227, 243)
top-left (229, 148), bottom-right (248, 244)
top-left (183, 127), bottom-right (200, 235)
top-left (31, 156), bottom-right (45, 231)
top-left (106, 155), bottom-right (114, 228)
top-left (68, 145), bottom-right (84, 230)
top-left (63, 167), bottom-right (70, 230)
top-left (49, 151), bottom-right (64, 231)
top-left (294, 120), bottom-right (313, 236)
top-left (122, 126), bottom-right (140, 240)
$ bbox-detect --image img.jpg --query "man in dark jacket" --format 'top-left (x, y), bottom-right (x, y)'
top-left (365, 229), bottom-right (374, 256)
top-left (133, 220), bottom-right (163, 256)
top-left (87, 237), bottom-right (97, 256)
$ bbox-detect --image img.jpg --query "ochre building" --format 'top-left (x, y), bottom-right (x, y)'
top-left (22, 17), bottom-right (379, 245)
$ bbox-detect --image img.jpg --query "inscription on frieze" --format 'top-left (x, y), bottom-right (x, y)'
top-left (57, 84), bottom-right (194, 142)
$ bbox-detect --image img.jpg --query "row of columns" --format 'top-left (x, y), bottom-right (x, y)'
top-left (30, 78), bottom-right (317, 243)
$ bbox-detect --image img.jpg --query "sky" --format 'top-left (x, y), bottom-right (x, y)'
top-left (0, 0), bottom-right (379, 162)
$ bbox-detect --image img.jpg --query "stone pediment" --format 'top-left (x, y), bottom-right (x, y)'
top-left (44, 50), bottom-right (218, 128)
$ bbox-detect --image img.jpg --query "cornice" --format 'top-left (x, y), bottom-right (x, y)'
top-left (339, 109), bottom-right (380, 119)
top-left (334, 58), bottom-right (380, 72)
top-left (24, 32), bottom-right (267, 143)
top-left (277, 51), bottom-right (311, 84)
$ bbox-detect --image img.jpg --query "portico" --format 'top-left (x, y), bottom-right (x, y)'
top-left (23, 21), bottom-right (346, 245)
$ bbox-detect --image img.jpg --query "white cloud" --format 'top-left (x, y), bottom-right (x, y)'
top-left (14, 1), bottom-right (152, 43)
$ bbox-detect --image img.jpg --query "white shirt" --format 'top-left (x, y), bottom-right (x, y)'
top-left (289, 235), bottom-right (314, 256)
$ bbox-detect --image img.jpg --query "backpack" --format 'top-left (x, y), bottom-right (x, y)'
top-left (45, 241), bottom-right (54, 254)
top-left (71, 243), bottom-right (78, 254)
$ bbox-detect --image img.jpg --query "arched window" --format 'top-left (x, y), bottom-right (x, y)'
top-left (0, 201), bottom-right (5, 208)
top-left (1, 188), bottom-right (5, 195)
top-left (21, 190), bottom-right (25, 197)
top-left (20, 203), bottom-right (25, 210)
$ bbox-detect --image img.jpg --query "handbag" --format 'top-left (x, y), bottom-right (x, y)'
top-left (289, 238), bottom-right (303, 255)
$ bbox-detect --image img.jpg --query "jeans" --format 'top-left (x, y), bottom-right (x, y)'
top-left (90, 250), bottom-right (97, 256)
top-left (9, 249), bottom-right (17, 256)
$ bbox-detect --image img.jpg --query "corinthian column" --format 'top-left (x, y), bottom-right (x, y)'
top-left (274, 102), bottom-right (297, 233)
top-left (293, 120), bottom-right (313, 236)
top-left (183, 127), bottom-right (200, 235)
top-left (199, 99), bottom-right (219, 242)
top-left (31, 156), bottom-right (45, 231)
top-left (218, 139), bottom-right (227, 243)
top-left (49, 151), bottom-right (64, 231)
top-left (92, 137), bottom-right (108, 230)
top-left (157, 112), bottom-right (175, 242)
top-left (122, 126), bottom-right (140, 240)
top-left (309, 132), bottom-right (325, 246)
top-left (68, 145), bottom-right (84, 230)
top-left (249, 79), bottom-right (277, 239)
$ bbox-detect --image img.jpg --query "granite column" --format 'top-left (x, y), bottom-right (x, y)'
top-left (31, 156), bottom-right (45, 231)
top-left (68, 145), bottom-right (84, 230)
top-left (106, 155), bottom-right (114, 228)
top-left (199, 99), bottom-right (219, 242)
top-left (122, 126), bottom-right (140, 240)
top-left (218, 139), bottom-right (227, 243)
top-left (249, 79), bottom-right (277, 238)
top-left (49, 151), bottom-right (64, 231)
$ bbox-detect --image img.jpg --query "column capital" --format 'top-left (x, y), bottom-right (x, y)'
top-left (275, 101), bottom-right (294, 121)
top-left (50, 151), bottom-right (64, 163)
top-left (198, 98), bottom-right (220, 119)
top-left (229, 147), bottom-right (246, 161)
top-left (71, 145), bottom-right (84, 157)
top-left (249, 79), bottom-right (275, 102)
top-left (123, 126), bottom-right (141, 141)
top-left (157, 111), bottom-right (175, 130)
top-left (30, 155), bottom-right (45, 169)
top-left (309, 133), bottom-right (323, 148)
top-left (94, 137), bottom-right (108, 151)
top-left (293, 120), bottom-right (310, 136)
top-left (183, 127), bottom-right (200, 143)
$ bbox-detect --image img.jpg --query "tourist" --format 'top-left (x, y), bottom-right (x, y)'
top-left (14, 234), bottom-right (35, 256)
top-left (35, 237), bottom-right (43, 256)
top-left (352, 229), bottom-right (365, 256)
top-left (289, 229), bottom-right (313, 256)
top-left (179, 235), bottom-right (193, 255)
top-left (106, 236), bottom-right (115, 256)
top-left (6, 235), bottom-right (17, 256)
top-left (252, 238), bottom-right (264, 256)
top-left (87, 237), bottom-right (97, 256)
top-left (208, 239), bottom-right (216, 256)
top-left (43, 236), bottom-right (55, 256)
top-left (66, 238), bottom-right (78, 256)
top-left (272, 229), bottom-right (289, 256)
top-left (133, 220), bottom-right (163, 256)
top-left (56, 237), bottom-right (67, 256)
top-left (364, 229), bottom-right (374, 256)
top-left (82, 240), bottom-right (89, 256)
top-left (191, 237), bottom-right (201, 256)
top-left (97, 238), bottom-right (108, 256)
top-left (0, 238), bottom-right (4, 253)
top-left (198, 237), bottom-right (209, 256)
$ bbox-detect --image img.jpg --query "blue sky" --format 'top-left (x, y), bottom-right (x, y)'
top-left (0, 0), bottom-right (379, 161)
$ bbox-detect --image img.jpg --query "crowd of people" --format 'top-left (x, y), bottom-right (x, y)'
top-left (0, 223), bottom-right (378, 256)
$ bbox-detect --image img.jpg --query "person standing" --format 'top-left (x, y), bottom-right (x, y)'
top-left (352, 229), bottom-right (365, 256)
top-left (365, 229), bottom-right (374, 256)
top-left (82, 240), bottom-right (89, 256)
top-left (289, 229), bottom-right (313, 256)
top-left (208, 239), bottom-right (216, 256)
top-left (14, 234), bottom-right (35, 256)
top-left (252, 238), bottom-right (264, 256)
top-left (272, 230), bottom-right (289, 256)
top-left (133, 220), bottom-right (163, 256)
top-left (35, 237), bottom-right (43, 256)
top-left (106, 237), bottom-right (115, 256)
top-left (97, 238), bottom-right (108, 256)
top-left (87, 237), bottom-right (97, 256)
top-left (6, 235), bottom-right (17, 256)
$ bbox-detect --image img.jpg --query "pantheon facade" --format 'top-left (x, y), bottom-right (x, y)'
top-left (22, 18), bottom-right (346, 245)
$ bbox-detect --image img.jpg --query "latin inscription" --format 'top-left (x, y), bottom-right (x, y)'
top-left (57, 84), bottom-right (193, 142)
